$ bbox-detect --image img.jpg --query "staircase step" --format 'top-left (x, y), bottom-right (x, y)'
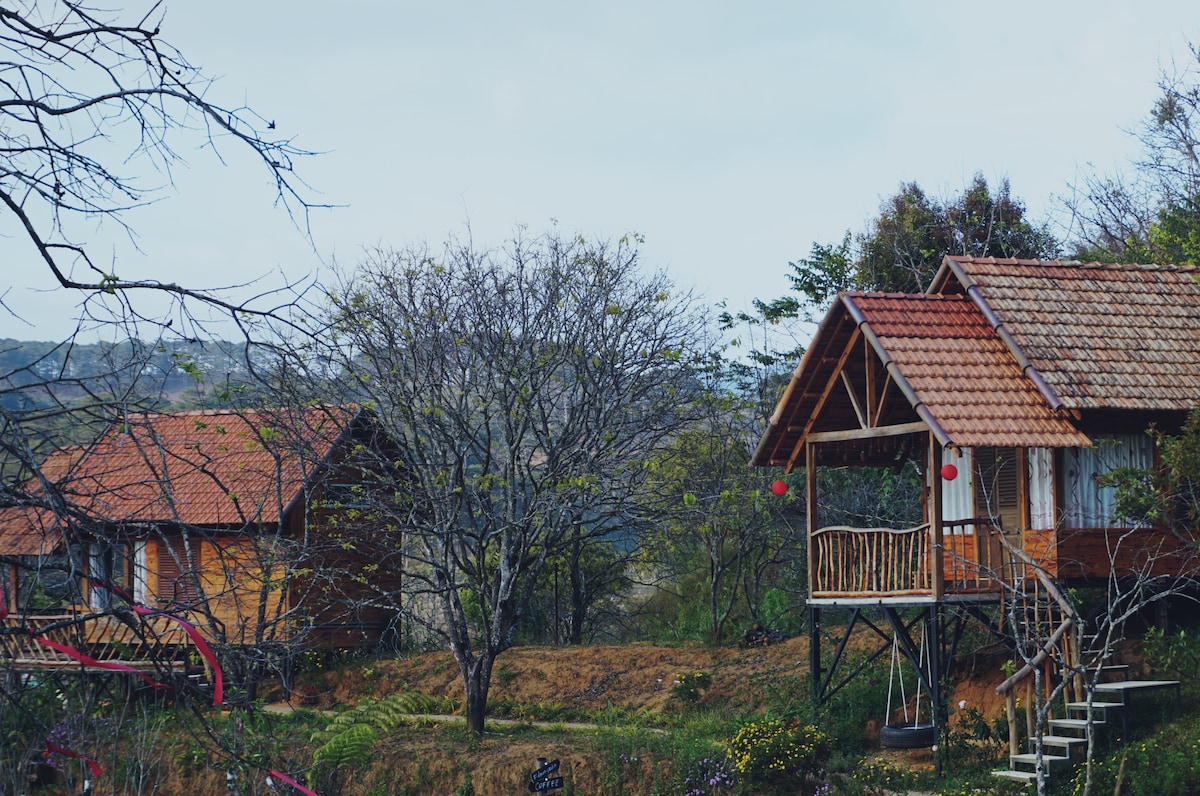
top-left (992, 769), bottom-right (1037, 783)
top-left (1037, 734), bottom-right (1089, 751)
top-left (1011, 752), bottom-right (1072, 771)
top-left (1066, 700), bottom-right (1123, 717)
top-left (1049, 717), bottom-right (1103, 735)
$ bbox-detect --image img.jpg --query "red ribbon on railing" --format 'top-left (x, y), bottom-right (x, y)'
top-left (88, 577), bottom-right (224, 706)
top-left (29, 633), bottom-right (166, 690)
top-left (44, 742), bottom-right (104, 778)
top-left (0, 595), bottom-right (7, 620)
top-left (131, 605), bottom-right (223, 705)
top-left (268, 769), bottom-right (321, 796)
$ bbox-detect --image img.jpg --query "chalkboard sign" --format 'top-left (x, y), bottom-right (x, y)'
top-left (528, 759), bottom-right (563, 792)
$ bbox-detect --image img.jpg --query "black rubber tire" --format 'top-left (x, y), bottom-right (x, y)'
top-left (879, 721), bottom-right (937, 749)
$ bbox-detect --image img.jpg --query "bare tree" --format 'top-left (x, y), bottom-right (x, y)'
top-left (293, 230), bottom-right (707, 733)
top-left (1063, 40), bottom-right (1200, 262)
top-left (0, 2), bottom-right (322, 791)
top-left (0, 0), bottom-right (319, 332)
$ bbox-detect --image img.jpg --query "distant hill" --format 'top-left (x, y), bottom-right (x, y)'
top-left (0, 337), bottom-right (255, 413)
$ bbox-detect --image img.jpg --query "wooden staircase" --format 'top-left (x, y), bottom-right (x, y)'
top-left (989, 584), bottom-right (1181, 787)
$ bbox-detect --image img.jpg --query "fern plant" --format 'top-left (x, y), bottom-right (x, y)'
top-left (311, 691), bottom-right (443, 771)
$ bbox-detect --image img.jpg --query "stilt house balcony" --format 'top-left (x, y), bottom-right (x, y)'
top-left (809, 519), bottom-right (1010, 602)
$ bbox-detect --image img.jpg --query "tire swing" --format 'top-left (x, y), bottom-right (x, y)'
top-left (880, 631), bottom-right (937, 749)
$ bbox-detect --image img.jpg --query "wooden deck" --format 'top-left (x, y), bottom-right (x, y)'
top-left (0, 611), bottom-right (192, 674)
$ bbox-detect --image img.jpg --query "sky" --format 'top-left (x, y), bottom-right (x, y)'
top-left (3, 1), bottom-right (1199, 341)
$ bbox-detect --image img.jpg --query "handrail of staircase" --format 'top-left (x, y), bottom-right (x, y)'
top-left (991, 532), bottom-right (1079, 757)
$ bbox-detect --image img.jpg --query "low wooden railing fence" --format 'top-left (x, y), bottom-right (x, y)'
top-left (0, 611), bottom-right (191, 673)
top-left (810, 523), bottom-right (933, 598)
top-left (810, 520), bottom-right (1013, 598)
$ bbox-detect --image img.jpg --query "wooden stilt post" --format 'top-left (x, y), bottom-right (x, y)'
top-left (809, 605), bottom-right (821, 720)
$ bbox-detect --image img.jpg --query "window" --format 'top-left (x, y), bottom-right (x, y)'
top-left (88, 541), bottom-right (130, 610)
top-left (156, 536), bottom-right (202, 609)
top-left (973, 447), bottom-right (1022, 534)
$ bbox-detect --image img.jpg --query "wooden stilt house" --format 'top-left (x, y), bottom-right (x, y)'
top-left (752, 256), bottom-right (1198, 781)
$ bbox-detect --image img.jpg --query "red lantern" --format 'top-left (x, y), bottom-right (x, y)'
top-left (770, 479), bottom-right (788, 496)
top-left (940, 463), bottom-right (958, 481)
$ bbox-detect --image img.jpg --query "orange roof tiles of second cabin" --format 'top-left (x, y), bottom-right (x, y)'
top-left (12, 406), bottom-right (355, 535)
top-left (940, 257), bottom-right (1200, 411)
top-left (845, 293), bottom-right (1090, 449)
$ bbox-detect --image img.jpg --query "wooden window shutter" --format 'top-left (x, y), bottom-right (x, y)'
top-left (974, 447), bottom-right (1021, 533)
top-left (156, 536), bottom-right (202, 609)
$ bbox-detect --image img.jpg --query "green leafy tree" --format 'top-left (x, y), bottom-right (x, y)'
top-left (640, 387), bottom-right (802, 646)
top-left (793, 175), bottom-right (1059, 305)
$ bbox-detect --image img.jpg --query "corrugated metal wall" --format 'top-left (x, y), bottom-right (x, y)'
top-left (1061, 434), bottom-right (1153, 529)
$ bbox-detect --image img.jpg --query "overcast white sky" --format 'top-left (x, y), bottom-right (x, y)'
top-left (3, 1), bottom-right (1198, 340)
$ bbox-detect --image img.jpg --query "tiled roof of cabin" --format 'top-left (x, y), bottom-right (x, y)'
top-left (937, 257), bottom-right (1200, 411)
top-left (846, 293), bottom-right (1090, 448)
top-left (0, 406), bottom-right (356, 554)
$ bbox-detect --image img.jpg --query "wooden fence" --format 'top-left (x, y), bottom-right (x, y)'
top-left (0, 611), bottom-right (191, 673)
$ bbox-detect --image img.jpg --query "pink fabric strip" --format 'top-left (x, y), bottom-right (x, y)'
top-left (30, 635), bottom-right (165, 690)
top-left (133, 605), bottom-right (224, 705)
top-left (268, 769), bottom-right (321, 796)
top-left (45, 742), bottom-right (104, 778)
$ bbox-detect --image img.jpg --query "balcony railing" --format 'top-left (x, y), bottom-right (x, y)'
top-left (810, 524), bottom-right (933, 598)
top-left (0, 610), bottom-right (191, 673)
top-left (810, 520), bottom-right (1011, 599)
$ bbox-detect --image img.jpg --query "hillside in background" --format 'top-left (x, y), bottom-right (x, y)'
top-left (0, 337), bottom-right (254, 414)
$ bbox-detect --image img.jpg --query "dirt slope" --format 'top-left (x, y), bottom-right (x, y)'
top-left (296, 638), bottom-right (814, 715)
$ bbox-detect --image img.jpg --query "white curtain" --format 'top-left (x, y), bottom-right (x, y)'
top-left (1061, 434), bottom-right (1153, 528)
top-left (1027, 447), bottom-right (1055, 530)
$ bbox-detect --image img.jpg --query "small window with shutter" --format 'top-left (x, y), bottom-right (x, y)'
top-left (974, 447), bottom-right (1022, 534)
top-left (156, 536), bottom-right (202, 609)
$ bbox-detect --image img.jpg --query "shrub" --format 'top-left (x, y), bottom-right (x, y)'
top-left (1067, 718), bottom-right (1200, 796)
top-left (673, 671), bottom-right (713, 704)
top-left (727, 719), bottom-right (831, 791)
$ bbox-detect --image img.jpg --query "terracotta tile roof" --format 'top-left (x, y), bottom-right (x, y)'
top-left (0, 506), bottom-right (65, 556)
top-left (848, 294), bottom-right (1090, 449)
top-left (939, 257), bottom-right (1200, 411)
top-left (0, 406), bottom-right (356, 551)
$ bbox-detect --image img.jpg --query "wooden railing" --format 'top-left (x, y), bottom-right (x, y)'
top-left (993, 536), bottom-right (1080, 756)
top-left (810, 520), bottom-right (1013, 598)
top-left (942, 519), bottom-right (1012, 594)
top-left (810, 524), bottom-right (933, 598)
top-left (0, 610), bottom-right (192, 673)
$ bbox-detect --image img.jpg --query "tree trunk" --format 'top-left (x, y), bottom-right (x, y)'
top-left (463, 652), bottom-right (494, 735)
top-left (567, 533), bottom-right (587, 645)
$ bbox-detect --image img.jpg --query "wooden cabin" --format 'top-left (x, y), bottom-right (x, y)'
top-left (754, 255), bottom-right (1200, 599)
top-left (0, 405), bottom-right (403, 672)
top-left (751, 256), bottom-right (1200, 735)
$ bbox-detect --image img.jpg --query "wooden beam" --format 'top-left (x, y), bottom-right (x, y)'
top-left (840, 369), bottom-right (868, 429)
top-left (930, 432), bottom-right (944, 601)
top-left (806, 440), bottom-right (817, 598)
top-left (871, 369), bottom-right (896, 428)
top-left (785, 322), bottom-right (864, 471)
top-left (807, 421), bottom-right (928, 444)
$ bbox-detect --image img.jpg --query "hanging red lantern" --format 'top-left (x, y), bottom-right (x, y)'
top-left (770, 479), bottom-right (788, 496)
top-left (940, 463), bottom-right (958, 481)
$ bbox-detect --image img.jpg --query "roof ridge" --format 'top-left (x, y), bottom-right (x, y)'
top-left (950, 254), bottom-right (1200, 273)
